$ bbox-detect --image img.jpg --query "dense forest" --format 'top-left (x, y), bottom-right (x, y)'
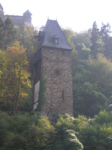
top-left (0, 17), bottom-right (112, 150)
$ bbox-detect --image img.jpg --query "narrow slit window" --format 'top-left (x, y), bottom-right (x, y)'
top-left (62, 91), bottom-right (64, 100)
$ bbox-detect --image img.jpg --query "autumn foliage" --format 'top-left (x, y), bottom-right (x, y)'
top-left (0, 43), bottom-right (31, 112)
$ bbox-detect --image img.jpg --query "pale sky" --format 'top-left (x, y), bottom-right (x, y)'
top-left (0, 0), bottom-right (112, 32)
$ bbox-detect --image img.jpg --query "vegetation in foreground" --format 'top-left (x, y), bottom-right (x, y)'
top-left (0, 111), bottom-right (112, 150)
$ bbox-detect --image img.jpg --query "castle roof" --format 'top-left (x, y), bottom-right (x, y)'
top-left (0, 3), bottom-right (3, 10)
top-left (41, 19), bottom-right (72, 50)
top-left (23, 10), bottom-right (32, 15)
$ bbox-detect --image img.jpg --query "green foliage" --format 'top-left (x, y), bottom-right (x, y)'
top-left (0, 17), bottom-right (6, 50)
top-left (0, 119), bottom-right (8, 147)
top-left (16, 23), bottom-right (38, 53)
top-left (0, 112), bottom-right (55, 150)
top-left (19, 88), bottom-right (32, 111)
top-left (27, 115), bottom-right (55, 150)
top-left (56, 114), bottom-right (75, 130)
top-left (95, 110), bottom-right (112, 125)
top-left (80, 123), bottom-right (112, 150)
top-left (63, 29), bottom-right (76, 50)
top-left (0, 50), bottom-right (6, 96)
top-left (15, 24), bottom-right (38, 78)
top-left (4, 17), bottom-right (16, 48)
top-left (87, 54), bottom-right (112, 96)
top-left (74, 115), bottom-right (89, 131)
top-left (90, 21), bottom-right (101, 58)
top-left (73, 52), bottom-right (112, 117)
top-left (5, 135), bottom-right (27, 150)
top-left (74, 81), bottom-right (108, 117)
top-left (0, 17), bottom-right (16, 50)
top-left (1, 112), bottom-right (112, 150)
top-left (100, 23), bottom-right (112, 58)
top-left (54, 114), bottom-right (83, 150)
top-left (72, 30), bottom-right (91, 59)
top-left (71, 24), bottom-right (112, 117)
top-left (64, 130), bottom-right (83, 150)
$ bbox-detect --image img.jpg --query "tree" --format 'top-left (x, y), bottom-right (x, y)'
top-left (91, 22), bottom-right (100, 58)
top-left (64, 129), bottom-right (83, 150)
top-left (0, 50), bottom-right (6, 103)
top-left (72, 53), bottom-right (112, 117)
top-left (72, 30), bottom-right (91, 59)
top-left (27, 115), bottom-right (55, 150)
top-left (87, 54), bottom-right (112, 97)
top-left (73, 82), bottom-right (108, 117)
top-left (16, 23), bottom-right (38, 79)
top-left (100, 23), bottom-right (112, 58)
top-left (0, 17), bottom-right (6, 49)
top-left (54, 114), bottom-right (83, 150)
top-left (4, 17), bottom-right (16, 49)
top-left (62, 29), bottom-right (76, 50)
top-left (1, 43), bottom-right (31, 112)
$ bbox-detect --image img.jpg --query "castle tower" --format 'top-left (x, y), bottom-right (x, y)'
top-left (0, 3), bottom-right (4, 20)
top-left (23, 10), bottom-right (32, 25)
top-left (33, 19), bottom-right (73, 120)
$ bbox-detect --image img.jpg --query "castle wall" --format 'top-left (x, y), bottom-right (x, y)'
top-left (5, 15), bottom-right (24, 26)
top-left (40, 47), bottom-right (73, 119)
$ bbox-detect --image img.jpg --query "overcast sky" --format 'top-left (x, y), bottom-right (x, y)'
top-left (0, 0), bottom-right (112, 32)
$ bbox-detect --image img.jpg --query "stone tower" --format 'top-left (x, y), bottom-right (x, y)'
top-left (23, 10), bottom-right (32, 25)
top-left (0, 3), bottom-right (4, 20)
top-left (33, 19), bottom-right (73, 120)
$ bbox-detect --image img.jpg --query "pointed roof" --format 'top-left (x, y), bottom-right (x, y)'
top-left (0, 3), bottom-right (3, 10)
top-left (23, 10), bottom-right (32, 15)
top-left (41, 19), bottom-right (72, 50)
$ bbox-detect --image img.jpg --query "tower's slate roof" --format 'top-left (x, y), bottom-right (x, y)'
top-left (41, 19), bottom-right (72, 50)
top-left (0, 3), bottom-right (3, 10)
top-left (23, 10), bottom-right (32, 15)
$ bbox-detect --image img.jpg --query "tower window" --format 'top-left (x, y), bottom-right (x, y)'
top-left (62, 91), bottom-right (64, 101)
top-left (55, 38), bottom-right (59, 44)
top-left (50, 50), bottom-right (53, 54)
top-left (54, 35), bottom-right (59, 44)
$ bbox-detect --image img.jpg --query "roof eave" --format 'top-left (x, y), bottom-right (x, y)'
top-left (40, 45), bottom-right (72, 51)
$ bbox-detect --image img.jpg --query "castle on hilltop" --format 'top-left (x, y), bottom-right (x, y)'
top-left (33, 19), bottom-right (73, 121)
top-left (0, 3), bottom-right (32, 26)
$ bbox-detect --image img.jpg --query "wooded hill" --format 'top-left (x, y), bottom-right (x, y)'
top-left (0, 17), bottom-right (112, 150)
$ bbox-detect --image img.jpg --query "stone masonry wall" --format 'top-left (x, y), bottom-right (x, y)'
top-left (40, 47), bottom-right (73, 119)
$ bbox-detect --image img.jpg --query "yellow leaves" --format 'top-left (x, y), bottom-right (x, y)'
top-left (0, 50), bottom-right (6, 71)
top-left (0, 43), bottom-right (31, 111)
top-left (88, 53), bottom-right (112, 72)
top-left (11, 41), bottom-right (20, 46)
top-left (20, 92), bottom-right (29, 99)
